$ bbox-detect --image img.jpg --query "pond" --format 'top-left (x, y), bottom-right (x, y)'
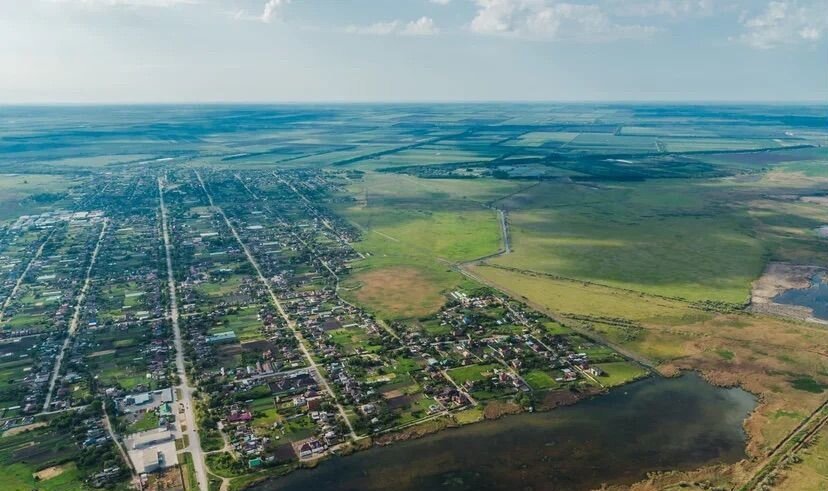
top-left (774, 272), bottom-right (828, 320)
top-left (253, 373), bottom-right (756, 491)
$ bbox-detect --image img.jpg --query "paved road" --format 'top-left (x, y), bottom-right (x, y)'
top-left (43, 219), bottom-right (108, 412)
top-left (196, 170), bottom-right (358, 440)
top-left (159, 177), bottom-right (209, 491)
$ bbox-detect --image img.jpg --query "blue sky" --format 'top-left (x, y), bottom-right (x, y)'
top-left (1, 0), bottom-right (826, 103)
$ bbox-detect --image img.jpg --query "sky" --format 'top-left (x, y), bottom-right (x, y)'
top-left (0, 0), bottom-right (826, 103)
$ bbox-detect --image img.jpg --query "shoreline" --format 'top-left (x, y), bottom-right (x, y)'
top-left (241, 370), bottom-right (754, 491)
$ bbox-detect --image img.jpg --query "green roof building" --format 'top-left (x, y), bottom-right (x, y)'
top-left (206, 331), bottom-right (237, 345)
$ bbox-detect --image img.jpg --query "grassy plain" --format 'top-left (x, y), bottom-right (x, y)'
top-left (0, 174), bottom-right (85, 222)
top-left (336, 173), bottom-right (521, 319)
top-left (776, 424), bottom-right (828, 490)
top-left (489, 179), bottom-right (768, 303)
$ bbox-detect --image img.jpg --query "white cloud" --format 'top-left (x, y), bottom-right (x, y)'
top-left (402, 16), bottom-right (439, 36)
top-left (469, 0), bottom-right (659, 41)
top-left (735, 0), bottom-right (828, 49)
top-left (260, 0), bottom-right (288, 23)
top-left (346, 17), bottom-right (439, 36)
top-left (430, 0), bottom-right (452, 4)
top-left (231, 0), bottom-right (289, 23)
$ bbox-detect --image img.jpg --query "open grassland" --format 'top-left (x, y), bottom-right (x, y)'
top-left (470, 264), bottom-right (710, 325)
top-left (489, 179), bottom-right (768, 303)
top-left (343, 172), bottom-right (527, 208)
top-left (0, 174), bottom-right (85, 222)
top-left (336, 172), bottom-right (521, 319)
top-left (348, 207), bottom-right (500, 261)
top-left (775, 424), bottom-right (828, 490)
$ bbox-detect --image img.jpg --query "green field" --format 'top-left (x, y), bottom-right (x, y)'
top-left (470, 264), bottom-right (710, 325)
top-left (0, 174), bottom-right (85, 222)
top-left (336, 173), bottom-right (520, 319)
top-left (0, 415), bottom-right (103, 491)
top-left (447, 364), bottom-right (499, 385)
top-left (489, 179), bottom-right (767, 303)
top-left (523, 369), bottom-right (559, 390)
top-left (594, 362), bottom-right (649, 387)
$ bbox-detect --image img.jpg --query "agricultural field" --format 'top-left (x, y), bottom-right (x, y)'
top-left (0, 407), bottom-right (128, 491)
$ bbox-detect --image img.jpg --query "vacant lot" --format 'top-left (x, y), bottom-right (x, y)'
top-left (341, 264), bottom-right (462, 320)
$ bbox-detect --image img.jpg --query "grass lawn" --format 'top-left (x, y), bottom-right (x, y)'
top-left (0, 425), bottom-right (84, 491)
top-left (181, 452), bottom-right (198, 491)
top-left (523, 369), bottom-right (559, 390)
top-left (127, 411), bottom-right (160, 433)
top-left (454, 407), bottom-right (484, 425)
top-left (1, 462), bottom-right (83, 491)
top-left (200, 430), bottom-right (225, 452)
top-left (594, 362), bottom-right (649, 387)
top-left (447, 364), bottom-right (498, 385)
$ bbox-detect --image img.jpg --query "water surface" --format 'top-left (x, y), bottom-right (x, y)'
top-left (774, 272), bottom-right (828, 320)
top-left (256, 373), bottom-right (755, 491)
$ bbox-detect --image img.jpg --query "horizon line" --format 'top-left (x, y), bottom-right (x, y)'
top-left (1, 99), bottom-right (826, 107)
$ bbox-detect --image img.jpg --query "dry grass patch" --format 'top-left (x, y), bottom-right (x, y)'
top-left (33, 463), bottom-right (71, 481)
top-left (349, 266), bottom-right (446, 319)
top-left (3, 422), bottom-right (47, 438)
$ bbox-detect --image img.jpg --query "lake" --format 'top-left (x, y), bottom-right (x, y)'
top-left (774, 272), bottom-right (828, 320)
top-left (254, 373), bottom-right (755, 491)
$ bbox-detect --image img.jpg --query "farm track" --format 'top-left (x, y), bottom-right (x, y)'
top-left (103, 408), bottom-right (139, 486)
top-left (43, 218), bottom-right (109, 412)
